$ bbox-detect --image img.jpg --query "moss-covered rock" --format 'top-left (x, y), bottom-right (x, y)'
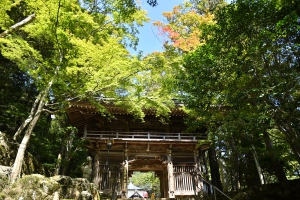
top-left (0, 174), bottom-right (9, 193)
top-left (0, 132), bottom-right (50, 176)
top-left (0, 174), bottom-right (100, 200)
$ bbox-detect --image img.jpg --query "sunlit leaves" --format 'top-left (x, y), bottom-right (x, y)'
top-left (131, 172), bottom-right (160, 191)
top-left (0, 0), bottom-right (178, 119)
top-left (153, 2), bottom-right (217, 52)
top-left (181, 0), bottom-right (300, 169)
top-left (0, 0), bottom-right (15, 29)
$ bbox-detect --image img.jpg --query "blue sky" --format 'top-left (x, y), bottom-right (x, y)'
top-left (129, 0), bottom-right (232, 55)
top-left (129, 0), bottom-right (184, 55)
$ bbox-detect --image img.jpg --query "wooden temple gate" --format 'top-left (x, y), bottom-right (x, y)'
top-left (66, 101), bottom-right (209, 198)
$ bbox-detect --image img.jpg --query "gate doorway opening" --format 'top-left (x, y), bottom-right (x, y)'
top-left (129, 171), bottom-right (160, 198)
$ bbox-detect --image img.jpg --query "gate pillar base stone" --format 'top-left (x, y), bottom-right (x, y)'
top-left (168, 191), bottom-right (175, 199)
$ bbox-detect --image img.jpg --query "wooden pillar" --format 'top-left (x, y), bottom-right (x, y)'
top-left (157, 172), bottom-right (164, 198)
top-left (92, 148), bottom-right (101, 187)
top-left (84, 125), bottom-right (87, 137)
top-left (166, 149), bottom-right (175, 198)
top-left (121, 161), bottom-right (128, 196)
top-left (120, 143), bottom-right (129, 198)
top-left (194, 149), bottom-right (203, 194)
top-left (163, 165), bottom-right (168, 198)
top-left (167, 162), bottom-right (175, 198)
top-left (124, 142), bottom-right (129, 160)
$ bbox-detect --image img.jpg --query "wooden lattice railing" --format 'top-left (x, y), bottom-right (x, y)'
top-left (83, 129), bottom-right (205, 141)
top-left (174, 166), bottom-right (198, 195)
top-left (97, 165), bottom-right (122, 192)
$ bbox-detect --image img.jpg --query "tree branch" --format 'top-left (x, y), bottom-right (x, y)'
top-left (13, 92), bottom-right (41, 140)
top-left (0, 13), bottom-right (36, 38)
top-left (42, 109), bottom-right (60, 114)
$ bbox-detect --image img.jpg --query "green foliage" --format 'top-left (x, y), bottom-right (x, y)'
top-left (179, 0), bottom-right (300, 186)
top-left (189, 0), bottom-right (227, 14)
top-left (0, 55), bottom-right (38, 135)
top-left (0, 174), bottom-right (9, 196)
top-left (131, 172), bottom-right (159, 192)
top-left (0, 0), bottom-right (172, 117)
top-left (28, 113), bottom-right (87, 176)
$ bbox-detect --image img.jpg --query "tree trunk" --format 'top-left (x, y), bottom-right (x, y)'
top-left (61, 130), bottom-right (75, 175)
top-left (218, 158), bottom-right (228, 192)
top-left (263, 131), bottom-right (287, 182)
top-left (244, 152), bottom-right (261, 187)
top-left (240, 136), bottom-right (261, 187)
top-left (10, 91), bottom-right (47, 182)
top-left (263, 96), bottom-right (300, 165)
top-left (201, 149), bottom-right (211, 194)
top-left (252, 145), bottom-right (265, 185)
top-left (54, 143), bottom-right (65, 175)
top-left (208, 143), bottom-right (223, 192)
top-left (10, 78), bottom-right (54, 183)
top-left (13, 93), bottom-right (41, 140)
top-left (275, 122), bottom-right (300, 165)
top-left (54, 153), bottom-right (62, 175)
top-left (229, 138), bottom-right (240, 191)
top-left (92, 150), bottom-right (100, 186)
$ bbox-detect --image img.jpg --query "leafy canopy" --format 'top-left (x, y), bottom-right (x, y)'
top-left (179, 0), bottom-right (300, 167)
top-left (0, 0), bottom-right (176, 118)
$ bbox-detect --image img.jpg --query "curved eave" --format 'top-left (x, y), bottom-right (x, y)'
top-left (67, 102), bottom-right (187, 116)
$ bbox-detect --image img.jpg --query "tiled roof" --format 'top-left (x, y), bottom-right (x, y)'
top-left (127, 182), bottom-right (143, 190)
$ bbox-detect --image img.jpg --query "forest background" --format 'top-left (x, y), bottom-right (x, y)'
top-left (0, 0), bottom-right (299, 192)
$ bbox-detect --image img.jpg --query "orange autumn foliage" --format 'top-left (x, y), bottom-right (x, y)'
top-left (153, 3), bottom-right (214, 52)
